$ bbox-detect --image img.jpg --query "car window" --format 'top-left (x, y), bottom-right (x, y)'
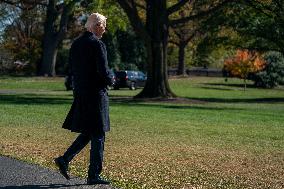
top-left (138, 72), bottom-right (144, 76)
top-left (138, 72), bottom-right (145, 78)
top-left (128, 71), bottom-right (138, 77)
top-left (128, 72), bottom-right (134, 77)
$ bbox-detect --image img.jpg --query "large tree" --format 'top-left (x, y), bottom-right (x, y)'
top-left (34, 0), bottom-right (129, 76)
top-left (169, 6), bottom-right (202, 75)
top-left (116, 0), bottom-right (234, 98)
top-left (1, 0), bottom-right (130, 76)
top-left (40, 0), bottom-right (83, 76)
top-left (0, 1), bottom-right (44, 73)
top-left (0, 0), bottom-right (83, 76)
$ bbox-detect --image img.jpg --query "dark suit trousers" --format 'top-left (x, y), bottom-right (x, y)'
top-left (62, 132), bottom-right (105, 179)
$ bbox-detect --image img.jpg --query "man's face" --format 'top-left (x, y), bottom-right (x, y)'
top-left (94, 21), bottom-right (106, 39)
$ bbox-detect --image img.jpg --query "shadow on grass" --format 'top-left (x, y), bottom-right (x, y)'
top-left (0, 93), bottom-right (242, 111)
top-left (109, 97), bottom-right (243, 111)
top-left (111, 102), bottom-right (240, 111)
top-left (1, 92), bottom-right (283, 111)
top-left (199, 86), bottom-right (234, 91)
top-left (186, 97), bottom-right (284, 103)
top-left (203, 83), bottom-right (255, 88)
top-left (0, 94), bottom-right (72, 105)
top-left (0, 184), bottom-right (87, 189)
top-left (110, 95), bottom-right (284, 104)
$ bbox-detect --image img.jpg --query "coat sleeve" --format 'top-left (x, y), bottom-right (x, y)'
top-left (94, 41), bottom-right (113, 86)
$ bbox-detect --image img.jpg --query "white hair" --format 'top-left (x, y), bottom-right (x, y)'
top-left (84, 13), bottom-right (107, 31)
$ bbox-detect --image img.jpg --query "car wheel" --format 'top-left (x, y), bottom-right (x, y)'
top-left (130, 82), bottom-right (136, 90)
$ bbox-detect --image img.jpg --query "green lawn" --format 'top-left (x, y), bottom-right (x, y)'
top-left (0, 76), bottom-right (283, 189)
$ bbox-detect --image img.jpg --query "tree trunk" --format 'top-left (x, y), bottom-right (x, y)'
top-left (177, 43), bottom-right (186, 75)
top-left (40, 38), bottom-right (58, 76)
top-left (136, 0), bottom-right (176, 98)
top-left (39, 0), bottom-right (57, 76)
top-left (39, 0), bottom-right (76, 76)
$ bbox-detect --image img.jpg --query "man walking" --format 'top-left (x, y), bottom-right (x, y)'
top-left (55, 12), bottom-right (113, 185)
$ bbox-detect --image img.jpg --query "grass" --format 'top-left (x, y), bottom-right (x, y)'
top-left (0, 76), bottom-right (283, 189)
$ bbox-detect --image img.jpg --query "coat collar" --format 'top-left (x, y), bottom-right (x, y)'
top-left (83, 31), bottom-right (94, 37)
top-left (83, 31), bottom-right (100, 40)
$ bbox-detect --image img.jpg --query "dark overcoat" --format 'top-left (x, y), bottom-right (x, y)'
top-left (62, 31), bottom-right (113, 134)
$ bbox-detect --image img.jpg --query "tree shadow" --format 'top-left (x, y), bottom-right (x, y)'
top-left (199, 86), bottom-right (234, 91)
top-left (0, 94), bottom-right (72, 105)
top-left (1, 92), bottom-right (282, 111)
top-left (203, 83), bottom-right (255, 88)
top-left (0, 93), bottom-right (243, 111)
top-left (186, 97), bottom-right (284, 103)
top-left (109, 97), bottom-right (243, 111)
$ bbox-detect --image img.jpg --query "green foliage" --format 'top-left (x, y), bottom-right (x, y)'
top-left (214, 1), bottom-right (284, 53)
top-left (56, 48), bottom-right (70, 75)
top-left (190, 2), bottom-right (242, 68)
top-left (116, 29), bottom-right (146, 71)
top-left (167, 44), bottom-right (179, 67)
top-left (193, 35), bottom-right (233, 67)
top-left (192, 0), bottom-right (284, 70)
top-left (167, 44), bottom-right (193, 68)
top-left (252, 51), bottom-right (284, 88)
top-left (101, 29), bottom-right (146, 71)
top-left (102, 32), bottom-right (121, 69)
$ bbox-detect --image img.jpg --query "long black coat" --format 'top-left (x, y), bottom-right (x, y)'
top-left (62, 31), bottom-right (113, 134)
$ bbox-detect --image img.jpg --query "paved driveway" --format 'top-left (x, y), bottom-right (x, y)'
top-left (0, 156), bottom-right (116, 189)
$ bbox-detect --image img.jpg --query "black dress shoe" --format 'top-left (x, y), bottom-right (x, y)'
top-left (87, 177), bottom-right (110, 185)
top-left (54, 156), bottom-right (70, 180)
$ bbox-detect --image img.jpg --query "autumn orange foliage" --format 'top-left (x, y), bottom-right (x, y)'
top-left (224, 49), bottom-right (266, 90)
top-left (224, 49), bottom-right (266, 78)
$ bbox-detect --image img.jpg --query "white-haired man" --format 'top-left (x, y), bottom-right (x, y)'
top-left (54, 13), bottom-right (113, 185)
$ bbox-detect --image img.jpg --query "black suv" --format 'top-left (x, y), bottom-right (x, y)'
top-left (114, 70), bottom-right (147, 90)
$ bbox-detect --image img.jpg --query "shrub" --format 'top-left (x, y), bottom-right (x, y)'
top-left (253, 51), bottom-right (284, 88)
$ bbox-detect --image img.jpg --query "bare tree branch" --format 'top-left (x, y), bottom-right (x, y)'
top-left (168, 39), bottom-right (179, 45)
top-left (185, 33), bottom-right (195, 44)
top-left (134, 1), bottom-right (146, 10)
top-left (172, 28), bottom-right (182, 39)
top-left (167, 0), bottom-right (191, 15)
